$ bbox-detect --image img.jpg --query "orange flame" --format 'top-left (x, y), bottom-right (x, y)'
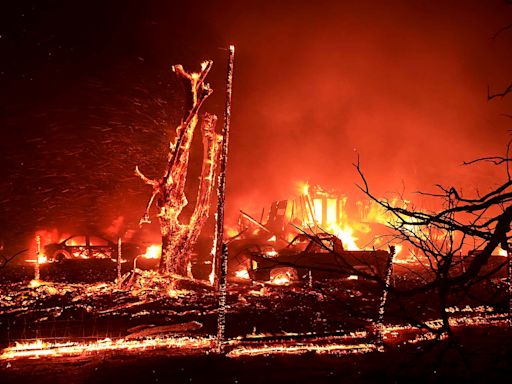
top-left (141, 244), bottom-right (161, 259)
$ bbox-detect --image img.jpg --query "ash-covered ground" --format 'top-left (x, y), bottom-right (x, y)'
top-left (0, 260), bottom-right (510, 383)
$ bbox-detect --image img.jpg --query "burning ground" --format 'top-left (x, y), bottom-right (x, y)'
top-left (0, 260), bottom-right (511, 383)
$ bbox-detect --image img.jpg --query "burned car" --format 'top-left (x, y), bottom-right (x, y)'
top-left (236, 233), bottom-right (393, 284)
top-left (44, 235), bottom-right (143, 262)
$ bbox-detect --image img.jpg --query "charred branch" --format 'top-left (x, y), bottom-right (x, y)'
top-left (488, 82), bottom-right (512, 100)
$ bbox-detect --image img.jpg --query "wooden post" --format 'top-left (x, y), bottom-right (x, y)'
top-left (213, 45), bottom-right (235, 288)
top-left (34, 235), bottom-right (41, 281)
top-left (216, 243), bottom-right (229, 353)
top-left (376, 245), bottom-right (396, 349)
top-left (117, 237), bottom-right (122, 289)
top-left (508, 247), bottom-right (512, 327)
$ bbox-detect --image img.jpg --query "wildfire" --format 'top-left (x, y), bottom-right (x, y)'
top-left (329, 224), bottom-right (359, 251)
top-left (227, 342), bottom-right (376, 357)
top-left (298, 183), bottom-right (361, 250)
top-left (235, 269), bottom-right (250, 280)
top-left (167, 288), bottom-right (191, 298)
top-left (269, 269), bottom-right (294, 285)
top-left (141, 244), bottom-right (161, 259)
top-left (225, 227), bottom-right (240, 238)
top-left (0, 336), bottom-right (213, 360)
top-left (25, 253), bottom-right (48, 264)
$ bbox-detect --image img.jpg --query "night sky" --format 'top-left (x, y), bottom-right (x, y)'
top-left (0, 1), bottom-right (511, 252)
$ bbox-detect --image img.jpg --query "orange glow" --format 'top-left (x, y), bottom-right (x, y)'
top-left (264, 249), bottom-right (278, 257)
top-left (25, 254), bottom-right (48, 264)
top-left (0, 336), bottom-right (213, 360)
top-left (269, 268), bottom-right (296, 285)
top-left (289, 183), bottom-right (407, 252)
top-left (226, 227), bottom-right (240, 238)
top-left (235, 269), bottom-right (250, 280)
top-left (141, 244), bottom-right (161, 259)
top-left (167, 287), bottom-right (191, 298)
top-left (498, 248), bottom-right (508, 257)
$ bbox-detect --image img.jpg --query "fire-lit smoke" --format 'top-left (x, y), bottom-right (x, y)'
top-left (0, 1), bottom-right (510, 251)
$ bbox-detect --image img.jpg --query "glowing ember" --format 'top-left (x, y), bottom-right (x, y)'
top-left (235, 269), bottom-right (250, 280)
top-left (264, 249), bottom-right (278, 257)
top-left (498, 248), bottom-right (508, 257)
top-left (141, 244), bottom-right (161, 259)
top-left (227, 342), bottom-right (376, 357)
top-left (25, 253), bottom-right (48, 264)
top-left (226, 227), bottom-right (240, 238)
top-left (28, 279), bottom-right (42, 288)
top-left (0, 336), bottom-right (213, 360)
top-left (167, 287), bottom-right (191, 298)
top-left (270, 273), bottom-right (291, 286)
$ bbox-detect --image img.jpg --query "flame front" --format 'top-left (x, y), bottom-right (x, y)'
top-left (142, 244), bottom-right (161, 259)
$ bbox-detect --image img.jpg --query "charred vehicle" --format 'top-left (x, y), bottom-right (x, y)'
top-left (238, 233), bottom-right (392, 284)
top-left (44, 235), bottom-right (143, 262)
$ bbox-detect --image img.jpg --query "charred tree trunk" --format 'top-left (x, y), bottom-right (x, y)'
top-left (136, 61), bottom-right (219, 277)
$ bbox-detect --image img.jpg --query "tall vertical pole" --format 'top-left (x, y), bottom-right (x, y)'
top-left (213, 45), bottom-right (235, 289)
top-left (117, 237), bottom-right (122, 289)
top-left (215, 45), bottom-right (235, 353)
top-left (34, 235), bottom-right (41, 281)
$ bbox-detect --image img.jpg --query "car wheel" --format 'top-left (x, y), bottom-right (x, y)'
top-left (53, 250), bottom-right (71, 263)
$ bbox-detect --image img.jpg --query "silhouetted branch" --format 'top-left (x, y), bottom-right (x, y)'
top-left (488, 82), bottom-right (512, 100)
top-left (0, 249), bottom-right (27, 269)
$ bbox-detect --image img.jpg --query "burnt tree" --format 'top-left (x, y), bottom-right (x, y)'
top-left (136, 61), bottom-right (221, 276)
top-left (354, 149), bottom-right (512, 335)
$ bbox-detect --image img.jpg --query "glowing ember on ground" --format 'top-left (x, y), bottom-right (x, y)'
top-left (167, 288), bottom-right (191, 298)
top-left (227, 342), bottom-right (376, 357)
top-left (28, 279), bottom-right (42, 288)
top-left (0, 336), bottom-right (213, 360)
top-left (0, 304), bottom-right (506, 361)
